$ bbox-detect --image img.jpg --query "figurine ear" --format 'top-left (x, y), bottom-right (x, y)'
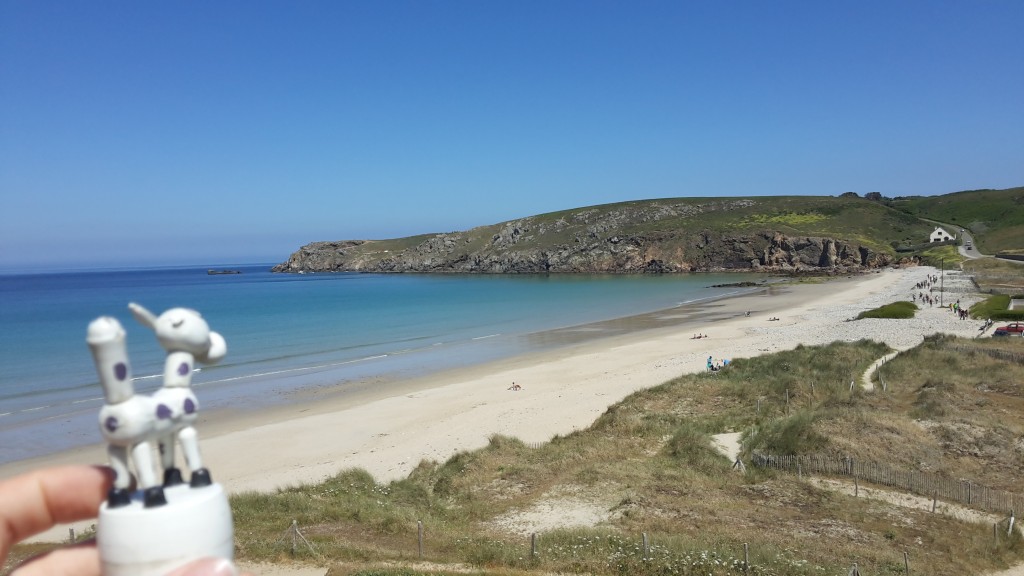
top-left (128, 302), bottom-right (157, 329)
top-left (199, 331), bottom-right (227, 364)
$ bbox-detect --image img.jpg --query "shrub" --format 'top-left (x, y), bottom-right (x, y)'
top-left (745, 410), bottom-right (826, 455)
top-left (856, 301), bottom-right (917, 319)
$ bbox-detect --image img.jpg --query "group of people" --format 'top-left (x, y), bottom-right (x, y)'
top-left (691, 333), bottom-right (709, 339)
top-left (706, 356), bottom-right (730, 372)
top-left (912, 292), bottom-right (940, 307)
top-left (948, 299), bottom-right (970, 320)
top-left (912, 274), bottom-right (944, 307)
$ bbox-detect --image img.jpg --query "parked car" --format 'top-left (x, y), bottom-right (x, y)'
top-left (994, 322), bottom-right (1024, 336)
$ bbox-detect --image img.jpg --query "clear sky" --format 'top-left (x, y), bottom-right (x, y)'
top-left (2, 1), bottom-right (1022, 269)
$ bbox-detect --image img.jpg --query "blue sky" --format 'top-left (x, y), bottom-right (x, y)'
top-left (2, 1), bottom-right (1022, 269)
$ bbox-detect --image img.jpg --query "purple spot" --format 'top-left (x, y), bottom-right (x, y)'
top-left (184, 398), bottom-right (196, 414)
top-left (114, 363), bottom-right (128, 381)
top-left (156, 404), bottom-right (172, 419)
top-left (105, 416), bottom-right (118, 432)
top-left (177, 362), bottom-right (190, 376)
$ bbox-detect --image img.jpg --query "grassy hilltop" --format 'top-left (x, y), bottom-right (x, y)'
top-left (274, 186), bottom-right (1024, 274)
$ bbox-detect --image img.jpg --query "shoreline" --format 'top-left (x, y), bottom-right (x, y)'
top-left (0, 270), bottom-right (771, 466)
top-left (5, 266), bottom-right (987, 543)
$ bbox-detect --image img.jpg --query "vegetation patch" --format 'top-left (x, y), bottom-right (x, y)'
top-left (740, 211), bottom-right (828, 227)
top-left (856, 301), bottom-right (917, 319)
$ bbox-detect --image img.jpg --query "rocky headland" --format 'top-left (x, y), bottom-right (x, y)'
top-left (273, 198), bottom-right (908, 274)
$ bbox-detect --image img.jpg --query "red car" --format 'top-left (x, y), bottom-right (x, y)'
top-left (994, 322), bottom-right (1024, 336)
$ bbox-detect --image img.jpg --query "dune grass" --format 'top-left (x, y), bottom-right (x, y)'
top-left (214, 338), bottom-right (1024, 576)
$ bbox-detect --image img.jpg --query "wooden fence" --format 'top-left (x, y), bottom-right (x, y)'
top-left (943, 343), bottom-right (1024, 365)
top-left (751, 453), bottom-right (1024, 516)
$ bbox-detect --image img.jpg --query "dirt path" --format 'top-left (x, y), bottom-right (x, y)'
top-left (860, 350), bottom-right (902, 391)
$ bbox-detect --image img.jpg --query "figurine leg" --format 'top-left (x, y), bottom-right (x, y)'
top-left (106, 445), bottom-right (132, 508)
top-left (159, 436), bottom-right (184, 486)
top-left (130, 441), bottom-right (166, 508)
top-left (179, 427), bottom-right (212, 487)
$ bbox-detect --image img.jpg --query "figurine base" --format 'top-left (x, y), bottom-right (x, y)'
top-left (97, 482), bottom-right (233, 576)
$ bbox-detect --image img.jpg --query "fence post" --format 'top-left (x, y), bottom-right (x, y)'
top-left (531, 532), bottom-right (537, 559)
top-left (932, 492), bottom-right (937, 513)
top-left (904, 550), bottom-right (910, 575)
top-left (642, 532), bottom-right (649, 561)
top-left (291, 519), bottom-right (298, 556)
top-left (418, 520), bottom-right (424, 559)
top-left (744, 542), bottom-right (749, 574)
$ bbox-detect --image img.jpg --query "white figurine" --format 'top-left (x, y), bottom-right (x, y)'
top-left (89, 304), bottom-right (234, 575)
top-left (129, 303), bottom-right (226, 489)
top-left (88, 316), bottom-right (166, 508)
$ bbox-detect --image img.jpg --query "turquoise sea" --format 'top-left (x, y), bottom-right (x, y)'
top-left (0, 264), bottom-right (765, 464)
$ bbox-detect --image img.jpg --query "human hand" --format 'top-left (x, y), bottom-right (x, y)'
top-left (1, 465), bottom-right (251, 575)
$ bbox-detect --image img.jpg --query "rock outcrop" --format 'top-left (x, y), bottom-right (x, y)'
top-left (272, 229), bottom-right (895, 274)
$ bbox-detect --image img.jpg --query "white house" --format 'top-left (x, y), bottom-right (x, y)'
top-left (929, 227), bottom-right (955, 243)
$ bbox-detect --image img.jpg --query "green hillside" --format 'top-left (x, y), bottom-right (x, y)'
top-left (512, 195), bottom-right (931, 253)
top-left (888, 186), bottom-right (1024, 253)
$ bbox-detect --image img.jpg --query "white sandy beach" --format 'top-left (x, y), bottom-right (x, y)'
top-left (4, 265), bottom-right (987, 548)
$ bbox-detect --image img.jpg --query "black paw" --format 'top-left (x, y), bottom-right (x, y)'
top-left (163, 467), bottom-right (184, 486)
top-left (107, 487), bottom-right (131, 508)
top-left (143, 486), bottom-right (167, 508)
top-left (189, 468), bottom-right (212, 488)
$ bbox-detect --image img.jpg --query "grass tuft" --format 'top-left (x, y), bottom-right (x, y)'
top-left (856, 301), bottom-right (917, 319)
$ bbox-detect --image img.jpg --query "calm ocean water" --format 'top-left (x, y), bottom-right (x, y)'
top-left (0, 264), bottom-right (764, 464)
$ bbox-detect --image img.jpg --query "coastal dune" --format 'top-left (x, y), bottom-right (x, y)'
top-left (7, 265), bottom-right (984, 544)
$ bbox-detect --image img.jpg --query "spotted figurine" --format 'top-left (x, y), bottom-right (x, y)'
top-left (129, 303), bottom-right (227, 489)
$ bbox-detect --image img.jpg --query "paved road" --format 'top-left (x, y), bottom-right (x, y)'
top-left (957, 228), bottom-right (984, 259)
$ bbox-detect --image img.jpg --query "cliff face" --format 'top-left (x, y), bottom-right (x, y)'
top-left (272, 227), bottom-right (895, 274)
